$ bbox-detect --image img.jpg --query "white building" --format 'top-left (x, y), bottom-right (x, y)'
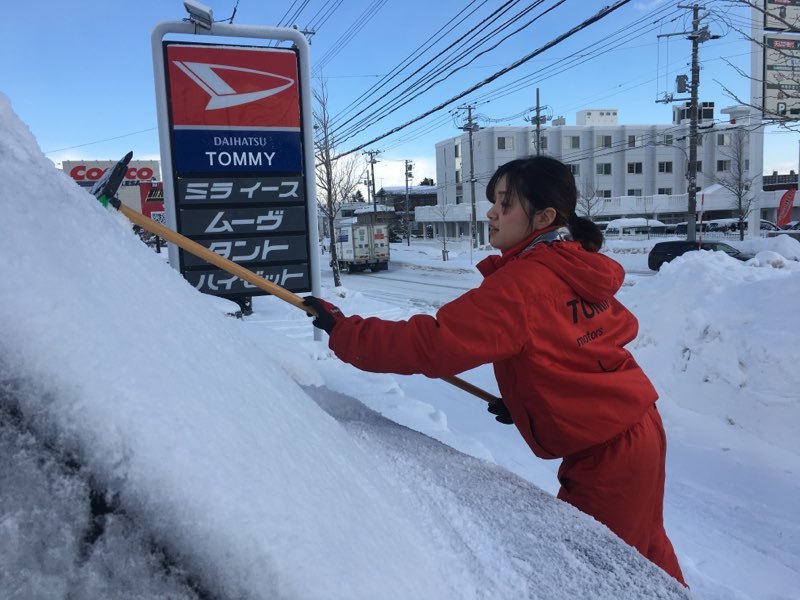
top-left (424, 104), bottom-right (789, 242)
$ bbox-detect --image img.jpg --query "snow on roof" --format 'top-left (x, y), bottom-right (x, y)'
top-left (377, 186), bottom-right (437, 196)
top-left (606, 217), bottom-right (666, 228)
top-left (354, 204), bottom-right (393, 214)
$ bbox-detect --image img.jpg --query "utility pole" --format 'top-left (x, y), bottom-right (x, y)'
top-left (405, 160), bottom-right (413, 245)
top-left (686, 3), bottom-right (701, 243)
top-left (524, 88), bottom-right (549, 155)
top-left (363, 150), bottom-right (381, 217)
top-left (362, 173), bottom-right (371, 205)
top-left (659, 4), bottom-right (718, 242)
top-left (458, 103), bottom-right (479, 255)
top-left (535, 88), bottom-right (542, 155)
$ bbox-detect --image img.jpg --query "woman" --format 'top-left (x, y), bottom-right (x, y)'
top-left (304, 156), bottom-right (685, 585)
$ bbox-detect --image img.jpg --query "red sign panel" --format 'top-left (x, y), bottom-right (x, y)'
top-left (140, 182), bottom-right (165, 219)
top-left (166, 45), bottom-right (300, 128)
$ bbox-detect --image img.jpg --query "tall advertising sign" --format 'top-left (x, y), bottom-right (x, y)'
top-left (763, 1), bottom-right (800, 118)
top-left (162, 43), bottom-right (309, 296)
top-left (152, 21), bottom-right (319, 304)
top-left (765, 0), bottom-right (800, 31)
top-left (764, 35), bottom-right (800, 118)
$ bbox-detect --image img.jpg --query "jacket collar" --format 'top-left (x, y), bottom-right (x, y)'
top-left (477, 226), bottom-right (572, 276)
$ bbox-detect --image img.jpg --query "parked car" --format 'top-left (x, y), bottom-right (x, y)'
top-left (673, 222), bottom-right (709, 235)
top-left (647, 240), bottom-right (750, 271)
top-left (780, 220), bottom-right (800, 230)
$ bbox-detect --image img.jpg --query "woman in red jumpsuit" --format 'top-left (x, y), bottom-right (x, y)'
top-left (304, 156), bottom-right (686, 585)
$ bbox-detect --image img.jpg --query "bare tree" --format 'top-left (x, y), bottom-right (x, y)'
top-left (314, 81), bottom-right (361, 287)
top-left (428, 203), bottom-right (455, 260)
top-left (576, 179), bottom-right (605, 223)
top-left (714, 127), bottom-right (756, 240)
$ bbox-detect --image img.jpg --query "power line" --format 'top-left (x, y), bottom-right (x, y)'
top-left (314, 0), bottom-right (389, 72)
top-left (332, 0), bottom-right (546, 140)
top-left (44, 127), bottom-right (157, 155)
top-left (337, 0), bottom-right (633, 158)
top-left (328, 0), bottom-right (491, 128)
top-left (470, 3), bottom-right (683, 106)
top-left (306, 0), bottom-right (342, 30)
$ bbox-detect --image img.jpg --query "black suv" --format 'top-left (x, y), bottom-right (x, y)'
top-left (647, 241), bottom-right (748, 271)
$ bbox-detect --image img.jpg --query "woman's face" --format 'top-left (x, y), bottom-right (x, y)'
top-left (486, 175), bottom-right (535, 251)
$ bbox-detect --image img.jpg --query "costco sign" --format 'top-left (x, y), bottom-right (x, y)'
top-left (69, 164), bottom-right (155, 182)
top-left (63, 159), bottom-right (161, 188)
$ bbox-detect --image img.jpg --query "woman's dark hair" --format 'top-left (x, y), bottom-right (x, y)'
top-left (486, 156), bottom-right (603, 252)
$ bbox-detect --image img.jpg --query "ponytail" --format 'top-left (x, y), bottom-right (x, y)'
top-left (567, 214), bottom-right (603, 252)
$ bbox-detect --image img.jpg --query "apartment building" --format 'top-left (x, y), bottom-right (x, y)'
top-left (424, 104), bottom-right (788, 241)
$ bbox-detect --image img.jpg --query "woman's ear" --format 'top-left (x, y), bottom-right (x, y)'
top-left (533, 207), bottom-right (557, 230)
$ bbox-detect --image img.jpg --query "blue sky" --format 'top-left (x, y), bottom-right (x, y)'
top-left (2, 0), bottom-right (796, 187)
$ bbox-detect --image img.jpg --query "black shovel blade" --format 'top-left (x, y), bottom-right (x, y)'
top-left (90, 151), bottom-right (134, 201)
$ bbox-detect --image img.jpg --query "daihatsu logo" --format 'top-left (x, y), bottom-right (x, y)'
top-left (174, 61), bottom-right (295, 110)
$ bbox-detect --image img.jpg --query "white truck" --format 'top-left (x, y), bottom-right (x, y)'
top-left (334, 220), bottom-right (390, 272)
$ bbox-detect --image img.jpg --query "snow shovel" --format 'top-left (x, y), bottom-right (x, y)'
top-left (93, 160), bottom-right (500, 405)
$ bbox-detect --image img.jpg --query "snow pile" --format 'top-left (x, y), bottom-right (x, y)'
top-left (0, 93), bottom-right (459, 599)
top-left (620, 250), bottom-right (800, 454)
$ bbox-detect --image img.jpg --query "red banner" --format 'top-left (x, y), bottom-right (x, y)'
top-left (776, 188), bottom-right (796, 227)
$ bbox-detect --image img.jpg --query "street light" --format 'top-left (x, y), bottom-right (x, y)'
top-left (184, 0), bottom-right (213, 29)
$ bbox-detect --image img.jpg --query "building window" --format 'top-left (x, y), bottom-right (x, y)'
top-left (455, 169), bottom-right (461, 183)
top-left (696, 135), bottom-right (703, 146)
top-left (454, 144), bottom-right (460, 158)
top-left (717, 160), bottom-right (731, 172)
top-left (596, 135), bottom-right (612, 148)
top-left (599, 190), bottom-right (612, 198)
top-left (540, 136), bottom-right (548, 149)
top-left (657, 187), bottom-right (673, 195)
top-left (663, 134), bottom-right (673, 146)
top-left (569, 163), bottom-right (580, 176)
top-left (658, 161), bottom-right (673, 173)
top-left (568, 136), bottom-right (581, 149)
top-left (497, 136), bottom-right (514, 150)
top-left (717, 133), bottom-right (731, 146)
top-left (627, 188), bottom-right (643, 196)
top-left (695, 161), bottom-right (702, 173)
top-left (455, 194), bottom-right (463, 205)
top-left (628, 135), bottom-right (637, 148)
top-left (596, 163), bottom-right (612, 175)
top-left (627, 162), bottom-right (643, 174)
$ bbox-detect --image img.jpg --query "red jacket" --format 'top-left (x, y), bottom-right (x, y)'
top-left (328, 228), bottom-right (657, 459)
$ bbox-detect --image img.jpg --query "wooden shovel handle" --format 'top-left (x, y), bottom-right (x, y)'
top-left (118, 204), bottom-right (498, 403)
top-left (119, 204), bottom-right (314, 315)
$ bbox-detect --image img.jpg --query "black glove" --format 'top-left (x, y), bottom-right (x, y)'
top-left (302, 296), bottom-right (345, 334)
top-left (487, 398), bottom-right (514, 425)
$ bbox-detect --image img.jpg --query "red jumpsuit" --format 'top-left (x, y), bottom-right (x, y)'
top-left (327, 228), bottom-right (685, 585)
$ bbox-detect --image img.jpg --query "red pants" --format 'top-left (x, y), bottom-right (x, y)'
top-left (557, 404), bottom-right (686, 586)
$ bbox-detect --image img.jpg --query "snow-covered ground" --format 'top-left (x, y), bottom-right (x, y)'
top-left (1, 92), bottom-right (799, 599)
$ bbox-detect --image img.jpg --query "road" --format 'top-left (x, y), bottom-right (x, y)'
top-left (335, 257), bottom-right (653, 313)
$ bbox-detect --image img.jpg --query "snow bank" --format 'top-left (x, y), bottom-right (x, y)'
top-left (0, 93), bottom-right (460, 600)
